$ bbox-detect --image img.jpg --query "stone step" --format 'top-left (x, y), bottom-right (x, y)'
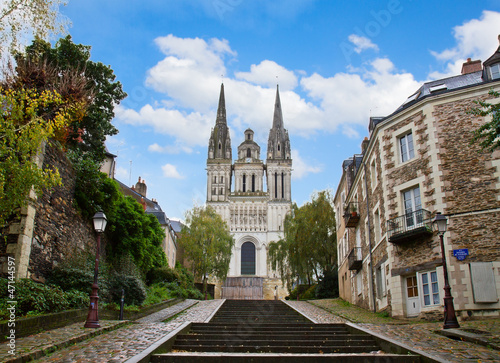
top-left (176, 333), bottom-right (370, 342)
top-left (170, 345), bottom-right (382, 353)
top-left (152, 353), bottom-right (421, 363)
top-left (174, 337), bottom-right (377, 346)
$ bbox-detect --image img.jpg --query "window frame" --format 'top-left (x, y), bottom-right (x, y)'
top-left (418, 270), bottom-right (440, 307)
top-left (399, 131), bottom-right (415, 163)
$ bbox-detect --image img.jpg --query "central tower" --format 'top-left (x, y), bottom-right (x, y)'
top-left (206, 84), bottom-right (292, 299)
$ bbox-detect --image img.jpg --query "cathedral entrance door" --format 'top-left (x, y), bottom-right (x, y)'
top-left (241, 242), bottom-right (256, 275)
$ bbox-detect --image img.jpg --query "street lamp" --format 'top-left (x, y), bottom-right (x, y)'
top-left (84, 211), bottom-right (107, 328)
top-left (432, 212), bottom-right (460, 329)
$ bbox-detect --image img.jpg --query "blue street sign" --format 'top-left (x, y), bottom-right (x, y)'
top-left (453, 249), bottom-right (469, 261)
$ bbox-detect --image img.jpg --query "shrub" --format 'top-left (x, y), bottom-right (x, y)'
top-left (301, 284), bottom-right (317, 300)
top-left (47, 266), bottom-right (111, 300)
top-left (146, 266), bottom-right (179, 285)
top-left (108, 273), bottom-right (147, 306)
top-left (0, 278), bottom-right (89, 320)
top-left (315, 269), bottom-right (339, 299)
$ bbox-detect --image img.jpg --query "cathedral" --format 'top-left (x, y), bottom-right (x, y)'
top-left (206, 84), bottom-right (292, 299)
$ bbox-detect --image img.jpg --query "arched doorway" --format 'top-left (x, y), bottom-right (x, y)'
top-left (241, 242), bottom-right (256, 275)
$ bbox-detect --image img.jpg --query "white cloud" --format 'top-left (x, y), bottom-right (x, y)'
top-left (148, 143), bottom-right (193, 154)
top-left (300, 58), bottom-right (421, 129)
top-left (348, 34), bottom-right (379, 54)
top-left (118, 34), bottom-right (423, 151)
top-left (115, 104), bottom-right (212, 147)
top-left (429, 10), bottom-right (500, 78)
top-left (162, 164), bottom-right (184, 179)
top-left (291, 150), bottom-right (322, 180)
top-left (235, 60), bottom-right (298, 90)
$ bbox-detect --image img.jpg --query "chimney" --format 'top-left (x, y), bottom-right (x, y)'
top-left (135, 176), bottom-right (147, 197)
top-left (461, 58), bottom-right (482, 75)
top-left (361, 137), bottom-right (369, 154)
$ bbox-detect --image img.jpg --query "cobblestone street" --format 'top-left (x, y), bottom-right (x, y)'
top-left (1, 298), bottom-right (499, 362)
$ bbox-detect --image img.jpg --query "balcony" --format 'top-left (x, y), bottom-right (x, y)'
top-left (348, 247), bottom-right (363, 271)
top-left (343, 202), bottom-right (360, 228)
top-left (387, 209), bottom-right (433, 244)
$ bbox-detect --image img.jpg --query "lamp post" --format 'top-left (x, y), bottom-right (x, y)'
top-left (84, 211), bottom-right (107, 328)
top-left (432, 212), bottom-right (460, 329)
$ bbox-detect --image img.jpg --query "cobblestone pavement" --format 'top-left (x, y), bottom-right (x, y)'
top-left (292, 299), bottom-right (500, 363)
top-left (284, 300), bottom-right (347, 323)
top-left (1, 299), bottom-right (223, 363)
top-left (4, 298), bottom-right (500, 362)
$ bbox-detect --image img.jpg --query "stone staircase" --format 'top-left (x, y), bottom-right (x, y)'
top-left (151, 300), bottom-right (422, 362)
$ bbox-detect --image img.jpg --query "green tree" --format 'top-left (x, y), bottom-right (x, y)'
top-left (0, 87), bottom-right (84, 226)
top-left (16, 36), bottom-right (127, 161)
top-left (470, 89), bottom-right (500, 151)
top-left (0, 0), bottom-right (69, 54)
top-left (179, 206), bottom-right (234, 297)
top-left (268, 190), bottom-right (337, 291)
top-left (103, 185), bottom-right (167, 277)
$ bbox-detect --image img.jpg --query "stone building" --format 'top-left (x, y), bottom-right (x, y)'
top-left (206, 84), bottom-right (292, 300)
top-left (334, 41), bottom-right (500, 320)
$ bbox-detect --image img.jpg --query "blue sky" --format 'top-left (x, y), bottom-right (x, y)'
top-left (59, 0), bottom-right (500, 220)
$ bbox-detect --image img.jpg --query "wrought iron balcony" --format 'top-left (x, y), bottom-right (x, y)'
top-left (343, 202), bottom-right (360, 228)
top-left (348, 247), bottom-right (363, 271)
top-left (387, 209), bottom-right (433, 244)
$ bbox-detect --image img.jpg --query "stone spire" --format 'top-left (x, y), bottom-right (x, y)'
top-left (216, 82), bottom-right (226, 125)
top-left (267, 85), bottom-right (291, 160)
top-left (208, 83), bottom-right (232, 160)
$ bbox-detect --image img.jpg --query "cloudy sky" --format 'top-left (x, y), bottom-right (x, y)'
top-left (60, 0), bottom-right (500, 220)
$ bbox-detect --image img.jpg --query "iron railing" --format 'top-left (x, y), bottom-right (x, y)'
top-left (387, 209), bottom-right (433, 243)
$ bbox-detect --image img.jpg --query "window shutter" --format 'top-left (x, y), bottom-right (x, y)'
top-left (470, 262), bottom-right (499, 303)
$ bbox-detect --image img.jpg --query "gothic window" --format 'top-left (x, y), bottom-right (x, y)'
top-left (243, 174), bottom-right (246, 192)
top-left (247, 148), bottom-right (251, 158)
top-left (218, 142), bottom-right (222, 150)
top-left (221, 176), bottom-right (223, 183)
top-left (274, 172), bottom-right (278, 198)
top-left (281, 172), bottom-right (284, 198)
top-left (220, 188), bottom-right (224, 195)
top-left (241, 242), bottom-right (256, 275)
top-left (252, 174), bottom-right (255, 192)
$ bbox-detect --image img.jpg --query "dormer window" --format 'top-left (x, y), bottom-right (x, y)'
top-left (490, 63), bottom-right (500, 80)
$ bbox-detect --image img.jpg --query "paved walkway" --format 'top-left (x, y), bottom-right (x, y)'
top-left (290, 299), bottom-right (500, 363)
top-left (2, 298), bottom-right (499, 362)
top-left (0, 299), bottom-right (223, 363)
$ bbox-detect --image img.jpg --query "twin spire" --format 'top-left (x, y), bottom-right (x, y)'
top-left (209, 83), bottom-right (291, 161)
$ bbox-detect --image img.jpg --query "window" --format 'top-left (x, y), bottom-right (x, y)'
top-left (221, 176), bottom-right (223, 183)
top-left (376, 264), bottom-right (386, 299)
top-left (399, 132), bottom-right (415, 162)
top-left (356, 271), bottom-right (363, 296)
top-left (370, 160), bottom-right (377, 189)
top-left (406, 276), bottom-right (418, 298)
top-left (247, 148), bottom-right (251, 157)
top-left (242, 174), bottom-right (246, 192)
top-left (403, 186), bottom-right (422, 229)
top-left (374, 209), bottom-right (381, 242)
top-left (420, 271), bottom-right (439, 306)
top-left (220, 188), bottom-right (224, 195)
top-left (490, 63), bottom-right (500, 80)
top-left (214, 176), bottom-right (217, 183)
top-left (251, 174), bottom-right (255, 192)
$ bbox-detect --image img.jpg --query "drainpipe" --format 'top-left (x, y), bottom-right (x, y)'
top-left (363, 161), bottom-right (377, 313)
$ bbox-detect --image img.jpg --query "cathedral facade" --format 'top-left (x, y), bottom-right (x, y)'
top-left (206, 84), bottom-right (292, 298)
